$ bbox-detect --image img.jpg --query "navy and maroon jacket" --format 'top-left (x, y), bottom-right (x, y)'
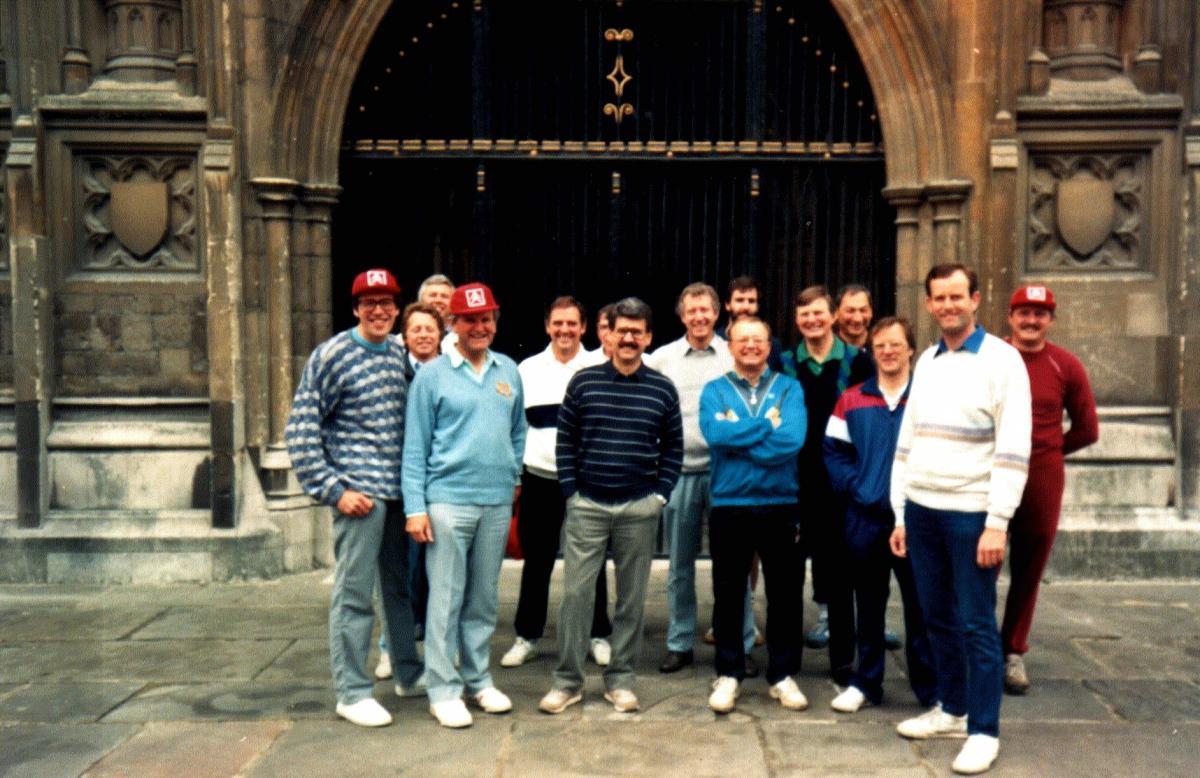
top-left (822, 375), bottom-right (911, 514)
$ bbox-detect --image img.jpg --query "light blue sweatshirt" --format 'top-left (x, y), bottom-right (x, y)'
top-left (402, 348), bottom-right (527, 514)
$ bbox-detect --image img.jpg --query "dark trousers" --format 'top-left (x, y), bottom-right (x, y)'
top-left (906, 500), bottom-right (1003, 737)
top-left (802, 487), bottom-right (856, 682)
top-left (513, 470), bottom-right (611, 641)
top-left (1001, 452), bottom-right (1065, 656)
top-left (844, 502), bottom-right (937, 706)
top-left (710, 504), bottom-right (805, 683)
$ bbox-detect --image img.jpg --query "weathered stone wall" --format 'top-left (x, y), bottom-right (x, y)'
top-left (56, 291), bottom-right (208, 397)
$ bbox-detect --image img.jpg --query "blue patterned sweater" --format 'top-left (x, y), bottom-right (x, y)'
top-left (285, 328), bottom-right (407, 506)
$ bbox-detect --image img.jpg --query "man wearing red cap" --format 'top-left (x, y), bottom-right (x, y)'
top-left (403, 282), bottom-right (527, 728)
top-left (1001, 284), bottom-right (1098, 695)
top-left (286, 268), bottom-right (422, 728)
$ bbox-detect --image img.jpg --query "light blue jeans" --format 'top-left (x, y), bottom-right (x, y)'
top-left (330, 500), bottom-right (420, 704)
top-left (664, 472), bottom-right (755, 653)
top-left (423, 502), bottom-right (510, 704)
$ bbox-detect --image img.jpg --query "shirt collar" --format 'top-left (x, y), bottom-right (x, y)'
top-left (861, 374), bottom-right (911, 400)
top-left (447, 345), bottom-right (497, 372)
top-left (935, 324), bottom-right (986, 356)
top-left (796, 336), bottom-right (846, 365)
top-left (542, 343), bottom-right (591, 368)
top-left (601, 360), bottom-right (646, 381)
top-left (350, 327), bottom-right (390, 353)
top-left (728, 366), bottom-right (773, 389)
top-left (683, 335), bottom-right (722, 355)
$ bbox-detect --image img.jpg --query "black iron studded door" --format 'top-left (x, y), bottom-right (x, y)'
top-left (336, 0), bottom-right (893, 357)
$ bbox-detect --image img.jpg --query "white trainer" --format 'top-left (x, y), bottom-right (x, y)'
top-left (470, 687), bottom-right (513, 714)
top-left (708, 676), bottom-right (740, 713)
top-left (952, 734), bottom-right (1000, 774)
top-left (500, 636), bottom-right (538, 667)
top-left (373, 652), bottom-right (392, 680)
top-left (335, 698), bottom-right (392, 727)
top-left (604, 688), bottom-right (640, 712)
top-left (590, 637), bottom-right (612, 666)
top-left (769, 677), bottom-right (809, 711)
top-left (429, 698), bottom-right (473, 728)
top-left (896, 704), bottom-right (968, 739)
top-left (538, 688), bottom-right (583, 714)
top-left (831, 685), bottom-right (869, 713)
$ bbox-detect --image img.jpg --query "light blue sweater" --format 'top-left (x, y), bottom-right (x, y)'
top-left (402, 349), bottom-right (527, 514)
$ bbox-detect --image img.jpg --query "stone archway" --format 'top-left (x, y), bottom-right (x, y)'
top-left (254, 0), bottom-right (969, 449)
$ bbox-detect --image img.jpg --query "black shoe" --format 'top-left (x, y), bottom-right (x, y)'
top-left (743, 656), bottom-right (760, 679)
top-left (658, 650), bottom-right (694, 673)
top-left (831, 664), bottom-right (854, 687)
top-left (883, 629), bottom-right (901, 651)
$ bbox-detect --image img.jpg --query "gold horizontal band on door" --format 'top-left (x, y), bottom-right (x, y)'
top-left (347, 139), bottom-right (882, 158)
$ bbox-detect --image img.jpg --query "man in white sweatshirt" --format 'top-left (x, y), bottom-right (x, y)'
top-left (888, 264), bottom-right (1031, 776)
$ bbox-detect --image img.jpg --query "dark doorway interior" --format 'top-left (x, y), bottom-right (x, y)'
top-left (335, 0), bottom-right (893, 360)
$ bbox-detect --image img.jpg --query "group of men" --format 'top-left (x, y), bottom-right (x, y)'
top-left (285, 263), bottom-right (1096, 776)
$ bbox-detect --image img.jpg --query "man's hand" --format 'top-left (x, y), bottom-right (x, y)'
top-left (407, 514), bottom-right (434, 543)
top-left (336, 489), bottom-right (374, 517)
top-left (765, 406), bottom-right (782, 429)
top-left (976, 527), bottom-right (1007, 568)
top-left (889, 527), bottom-right (907, 558)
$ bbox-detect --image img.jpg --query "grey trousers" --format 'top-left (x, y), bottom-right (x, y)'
top-left (553, 492), bottom-right (662, 693)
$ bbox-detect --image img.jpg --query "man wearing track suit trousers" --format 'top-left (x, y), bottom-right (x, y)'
top-left (823, 316), bottom-right (937, 715)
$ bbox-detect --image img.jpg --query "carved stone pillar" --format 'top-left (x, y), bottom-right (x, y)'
top-left (102, 0), bottom-right (184, 83)
top-left (203, 133), bottom-right (242, 528)
top-left (882, 185), bottom-right (926, 341)
top-left (7, 117), bottom-right (51, 528)
top-left (1181, 133), bottom-right (1200, 519)
top-left (299, 184), bottom-right (339, 378)
top-left (1042, 0), bottom-right (1125, 81)
top-left (251, 178), bottom-right (298, 485)
top-left (926, 179), bottom-right (974, 268)
top-left (62, 1), bottom-right (93, 94)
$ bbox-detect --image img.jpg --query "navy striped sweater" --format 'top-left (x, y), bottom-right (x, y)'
top-left (556, 361), bottom-right (684, 503)
top-left (285, 328), bottom-right (407, 506)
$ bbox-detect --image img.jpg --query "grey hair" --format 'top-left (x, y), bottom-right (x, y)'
top-left (418, 274), bottom-right (455, 300)
top-left (612, 297), bottom-right (654, 332)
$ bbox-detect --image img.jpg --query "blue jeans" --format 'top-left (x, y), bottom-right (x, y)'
top-left (423, 502), bottom-right (510, 704)
top-left (664, 472), bottom-right (754, 653)
top-left (905, 500), bottom-right (1003, 736)
top-left (329, 499), bottom-right (419, 704)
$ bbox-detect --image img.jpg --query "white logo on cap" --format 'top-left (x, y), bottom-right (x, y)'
top-left (1026, 286), bottom-right (1047, 301)
top-left (466, 287), bottom-right (487, 308)
top-left (367, 270), bottom-right (387, 287)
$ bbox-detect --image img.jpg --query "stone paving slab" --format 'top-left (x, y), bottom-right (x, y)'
top-left (128, 606), bottom-right (327, 640)
top-left (81, 721), bottom-right (291, 778)
top-left (1082, 679), bottom-right (1200, 722)
top-left (0, 723), bottom-right (137, 778)
top-left (101, 682), bottom-right (337, 722)
top-left (761, 721), bottom-right (928, 776)
top-left (0, 683), bottom-right (144, 723)
top-left (994, 678), bottom-right (1116, 721)
top-left (244, 719), bottom-right (510, 778)
top-left (254, 638), bottom-right (330, 680)
top-left (0, 607), bottom-right (164, 642)
top-left (0, 639), bottom-right (290, 683)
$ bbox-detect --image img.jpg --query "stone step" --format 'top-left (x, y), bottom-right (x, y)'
top-left (0, 509), bottom-right (286, 584)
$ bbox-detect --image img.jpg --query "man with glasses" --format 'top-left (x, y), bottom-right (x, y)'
top-left (286, 269), bottom-right (421, 728)
top-left (539, 297), bottom-right (683, 715)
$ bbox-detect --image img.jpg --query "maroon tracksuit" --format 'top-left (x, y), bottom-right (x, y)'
top-left (1001, 340), bottom-right (1098, 656)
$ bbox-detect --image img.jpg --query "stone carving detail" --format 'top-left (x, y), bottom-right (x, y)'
top-left (80, 155), bottom-right (197, 271)
top-left (1028, 152), bottom-right (1144, 271)
top-left (103, 0), bottom-right (184, 82)
top-left (1042, 0), bottom-right (1123, 81)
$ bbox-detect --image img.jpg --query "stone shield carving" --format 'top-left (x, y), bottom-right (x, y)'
top-left (110, 180), bottom-right (170, 257)
top-left (1056, 174), bottom-right (1114, 257)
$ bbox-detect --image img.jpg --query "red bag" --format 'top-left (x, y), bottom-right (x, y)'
top-left (505, 500), bottom-right (523, 559)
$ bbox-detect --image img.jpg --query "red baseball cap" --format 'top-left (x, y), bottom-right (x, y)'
top-left (449, 282), bottom-right (500, 315)
top-left (1009, 284), bottom-right (1056, 312)
top-left (351, 269), bottom-right (401, 298)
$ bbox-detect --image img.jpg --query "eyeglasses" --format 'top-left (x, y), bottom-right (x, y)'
top-left (358, 299), bottom-right (397, 311)
top-left (731, 336), bottom-right (768, 345)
